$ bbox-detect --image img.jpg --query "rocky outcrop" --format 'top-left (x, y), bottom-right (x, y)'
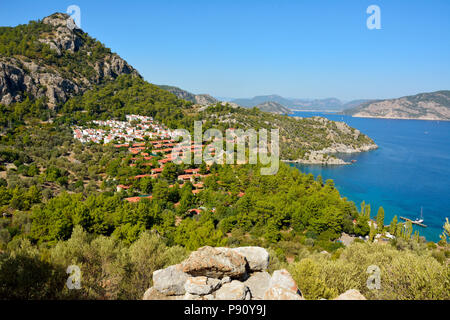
top-left (215, 280), bottom-right (251, 300)
top-left (152, 264), bottom-right (189, 296)
top-left (0, 13), bottom-right (139, 108)
top-left (181, 246), bottom-right (247, 279)
top-left (263, 269), bottom-right (304, 300)
top-left (0, 57), bottom-right (82, 107)
top-left (143, 246), bottom-right (304, 300)
top-left (287, 151), bottom-right (349, 165)
top-left (334, 289), bottom-right (367, 300)
top-left (157, 85), bottom-right (218, 106)
top-left (231, 246), bottom-right (269, 272)
top-left (184, 276), bottom-right (221, 296)
top-left (243, 272), bottom-right (271, 300)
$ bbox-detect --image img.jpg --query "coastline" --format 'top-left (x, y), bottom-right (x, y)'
top-left (283, 143), bottom-right (378, 166)
top-left (351, 115), bottom-right (450, 121)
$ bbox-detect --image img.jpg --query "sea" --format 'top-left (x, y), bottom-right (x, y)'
top-left (288, 111), bottom-right (450, 242)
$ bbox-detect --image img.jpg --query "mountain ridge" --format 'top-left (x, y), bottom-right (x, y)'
top-left (0, 12), bottom-right (139, 108)
top-left (231, 95), bottom-right (371, 112)
top-left (342, 90), bottom-right (450, 120)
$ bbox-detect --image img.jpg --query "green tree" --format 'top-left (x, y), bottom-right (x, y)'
top-left (390, 215), bottom-right (398, 235)
top-left (161, 163), bottom-right (178, 182)
top-left (376, 207), bottom-right (385, 233)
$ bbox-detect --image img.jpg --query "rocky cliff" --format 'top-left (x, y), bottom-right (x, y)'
top-left (143, 246), bottom-right (365, 300)
top-left (0, 13), bottom-right (139, 108)
top-left (158, 85), bottom-right (218, 106)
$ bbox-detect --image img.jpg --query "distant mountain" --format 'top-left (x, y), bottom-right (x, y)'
top-left (290, 98), bottom-right (343, 111)
top-left (342, 99), bottom-right (373, 110)
top-left (253, 101), bottom-right (293, 114)
top-left (230, 95), bottom-right (362, 112)
top-left (342, 91), bottom-right (450, 120)
top-left (158, 85), bottom-right (218, 106)
top-left (232, 95), bottom-right (294, 108)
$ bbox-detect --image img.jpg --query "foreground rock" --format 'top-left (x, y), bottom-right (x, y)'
top-left (152, 265), bottom-right (189, 296)
top-left (143, 246), bottom-right (364, 300)
top-left (334, 289), bottom-right (367, 300)
top-left (243, 272), bottom-right (271, 300)
top-left (215, 280), bottom-right (251, 300)
top-left (184, 276), bottom-right (221, 296)
top-left (143, 287), bottom-right (182, 300)
top-left (181, 246), bottom-right (247, 279)
top-left (232, 247), bottom-right (269, 272)
top-left (263, 269), bottom-right (304, 300)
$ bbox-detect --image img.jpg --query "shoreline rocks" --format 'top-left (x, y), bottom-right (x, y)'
top-left (283, 142), bottom-right (378, 166)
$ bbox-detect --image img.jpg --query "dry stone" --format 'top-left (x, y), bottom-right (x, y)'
top-left (181, 246), bottom-right (247, 279)
top-left (143, 287), bottom-right (182, 300)
top-left (232, 247), bottom-right (269, 271)
top-left (270, 269), bottom-right (301, 295)
top-left (334, 289), bottom-right (366, 300)
top-left (262, 269), bottom-right (304, 300)
top-left (263, 286), bottom-right (304, 300)
top-left (215, 280), bottom-right (251, 300)
top-left (184, 276), bottom-right (221, 296)
top-left (243, 272), bottom-right (271, 300)
top-left (153, 264), bottom-right (189, 296)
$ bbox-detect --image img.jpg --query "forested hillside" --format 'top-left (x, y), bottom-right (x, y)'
top-left (0, 13), bottom-right (448, 301)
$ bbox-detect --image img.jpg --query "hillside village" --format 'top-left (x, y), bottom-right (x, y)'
top-left (72, 115), bottom-right (242, 213)
top-left (72, 115), bottom-right (398, 244)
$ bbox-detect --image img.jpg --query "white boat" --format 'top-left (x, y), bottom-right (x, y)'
top-left (414, 207), bottom-right (424, 224)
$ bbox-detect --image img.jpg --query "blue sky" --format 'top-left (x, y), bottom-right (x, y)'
top-left (1, 0), bottom-right (449, 101)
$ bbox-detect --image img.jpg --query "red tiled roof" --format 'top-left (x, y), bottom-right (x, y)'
top-left (178, 174), bottom-right (194, 180)
top-left (134, 174), bottom-right (153, 179)
top-left (184, 168), bottom-right (200, 174)
top-left (132, 142), bottom-right (146, 147)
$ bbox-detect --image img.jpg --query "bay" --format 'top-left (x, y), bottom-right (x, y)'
top-left (288, 111), bottom-right (450, 242)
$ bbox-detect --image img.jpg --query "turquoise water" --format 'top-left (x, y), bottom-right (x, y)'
top-left (289, 112), bottom-right (450, 242)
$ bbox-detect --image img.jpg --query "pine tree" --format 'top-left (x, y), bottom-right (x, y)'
top-left (390, 215), bottom-right (398, 235)
top-left (376, 207), bottom-right (385, 233)
top-left (365, 204), bottom-right (371, 219)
